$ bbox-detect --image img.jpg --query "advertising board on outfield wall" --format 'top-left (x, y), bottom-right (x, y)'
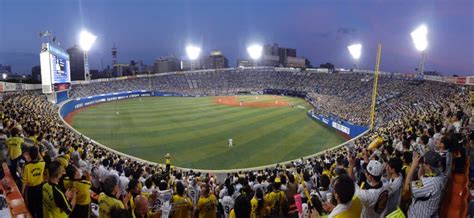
top-left (59, 90), bottom-right (185, 117)
top-left (307, 111), bottom-right (369, 138)
top-left (60, 90), bottom-right (152, 117)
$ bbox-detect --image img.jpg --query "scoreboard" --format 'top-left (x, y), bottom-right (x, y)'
top-left (40, 43), bottom-right (71, 93)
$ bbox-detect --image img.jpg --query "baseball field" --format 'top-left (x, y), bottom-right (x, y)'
top-left (69, 95), bottom-right (346, 170)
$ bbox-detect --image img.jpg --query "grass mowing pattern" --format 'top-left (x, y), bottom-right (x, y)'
top-left (71, 96), bottom-right (346, 170)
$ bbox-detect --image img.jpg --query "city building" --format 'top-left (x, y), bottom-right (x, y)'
top-left (0, 64), bottom-right (12, 74)
top-left (260, 54), bottom-right (281, 67)
top-left (112, 64), bottom-right (131, 77)
top-left (239, 43), bottom-right (307, 68)
top-left (90, 69), bottom-right (100, 79)
top-left (130, 60), bottom-right (148, 74)
top-left (305, 59), bottom-right (313, 68)
top-left (203, 50), bottom-right (229, 69)
top-left (31, 65), bottom-right (41, 82)
top-left (153, 57), bottom-right (180, 73)
top-left (180, 58), bottom-right (204, 71)
top-left (66, 45), bottom-right (87, 81)
top-left (263, 43), bottom-right (300, 67)
top-left (286, 56), bottom-right (306, 68)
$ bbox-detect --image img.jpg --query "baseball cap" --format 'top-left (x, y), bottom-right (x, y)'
top-left (366, 160), bottom-right (384, 177)
top-left (423, 151), bottom-right (441, 168)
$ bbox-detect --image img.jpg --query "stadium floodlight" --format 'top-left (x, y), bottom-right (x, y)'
top-left (2, 73), bottom-right (6, 80)
top-left (411, 24), bottom-right (428, 78)
top-left (79, 30), bottom-right (97, 52)
top-left (186, 45), bottom-right (201, 61)
top-left (347, 43), bottom-right (362, 70)
top-left (247, 44), bottom-right (263, 60)
top-left (347, 44), bottom-right (362, 60)
top-left (79, 30), bottom-right (96, 81)
top-left (411, 24), bottom-right (428, 52)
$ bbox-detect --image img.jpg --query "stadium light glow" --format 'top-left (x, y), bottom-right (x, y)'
top-left (347, 43), bottom-right (362, 60)
top-left (186, 45), bottom-right (201, 61)
top-left (411, 25), bottom-right (428, 52)
top-left (2, 73), bottom-right (6, 80)
top-left (79, 30), bottom-right (97, 51)
top-left (247, 44), bottom-right (263, 60)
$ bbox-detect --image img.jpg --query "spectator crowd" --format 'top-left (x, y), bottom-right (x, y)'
top-left (0, 68), bottom-right (470, 218)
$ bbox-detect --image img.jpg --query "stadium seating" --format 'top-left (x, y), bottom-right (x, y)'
top-left (0, 68), bottom-right (469, 217)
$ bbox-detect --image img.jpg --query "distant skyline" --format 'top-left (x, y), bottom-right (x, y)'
top-left (0, 0), bottom-right (473, 75)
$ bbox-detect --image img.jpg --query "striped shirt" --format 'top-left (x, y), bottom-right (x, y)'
top-left (356, 182), bottom-right (389, 218)
top-left (386, 175), bottom-right (402, 215)
top-left (408, 175), bottom-right (445, 218)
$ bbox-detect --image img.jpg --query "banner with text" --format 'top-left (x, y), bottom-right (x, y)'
top-left (307, 111), bottom-right (369, 138)
top-left (60, 90), bottom-right (153, 118)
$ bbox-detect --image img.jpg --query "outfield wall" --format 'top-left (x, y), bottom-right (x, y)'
top-left (60, 90), bottom-right (153, 118)
top-left (307, 111), bottom-right (369, 138)
top-left (58, 91), bottom-right (369, 173)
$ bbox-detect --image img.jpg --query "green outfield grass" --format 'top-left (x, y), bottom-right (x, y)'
top-left (71, 95), bottom-right (346, 170)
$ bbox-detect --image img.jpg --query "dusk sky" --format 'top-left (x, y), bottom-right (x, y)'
top-left (0, 0), bottom-right (473, 75)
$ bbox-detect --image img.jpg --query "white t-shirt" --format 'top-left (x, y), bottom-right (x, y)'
top-left (328, 202), bottom-right (352, 218)
top-left (253, 183), bottom-right (264, 192)
top-left (141, 185), bottom-right (154, 195)
top-left (219, 187), bottom-right (228, 199)
top-left (119, 175), bottom-right (129, 196)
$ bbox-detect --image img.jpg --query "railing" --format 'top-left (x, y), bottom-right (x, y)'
top-left (0, 163), bottom-right (30, 217)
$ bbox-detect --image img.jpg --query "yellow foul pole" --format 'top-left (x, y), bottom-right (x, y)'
top-left (370, 44), bottom-right (382, 131)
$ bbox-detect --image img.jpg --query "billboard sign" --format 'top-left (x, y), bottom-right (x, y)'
top-left (40, 43), bottom-right (71, 93)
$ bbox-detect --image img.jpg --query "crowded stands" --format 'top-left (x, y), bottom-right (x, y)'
top-left (0, 68), bottom-right (470, 218)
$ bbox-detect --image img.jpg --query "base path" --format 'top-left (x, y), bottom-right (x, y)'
top-left (213, 96), bottom-right (289, 108)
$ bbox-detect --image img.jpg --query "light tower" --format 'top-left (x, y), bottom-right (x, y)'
top-left (347, 43), bottom-right (362, 70)
top-left (247, 44), bottom-right (263, 67)
top-left (411, 24), bottom-right (428, 79)
top-left (79, 30), bottom-right (96, 81)
top-left (186, 45), bottom-right (201, 71)
top-left (112, 42), bottom-right (117, 66)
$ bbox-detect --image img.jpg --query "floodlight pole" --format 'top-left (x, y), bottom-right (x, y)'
top-left (370, 44), bottom-right (382, 131)
top-left (84, 51), bottom-right (91, 81)
top-left (148, 70), bottom-right (152, 91)
top-left (417, 51), bottom-right (426, 79)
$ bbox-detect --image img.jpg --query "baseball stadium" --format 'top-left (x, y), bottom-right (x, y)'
top-left (1, 1), bottom-right (473, 218)
top-left (2, 67), bottom-right (469, 218)
top-left (66, 95), bottom-right (346, 169)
